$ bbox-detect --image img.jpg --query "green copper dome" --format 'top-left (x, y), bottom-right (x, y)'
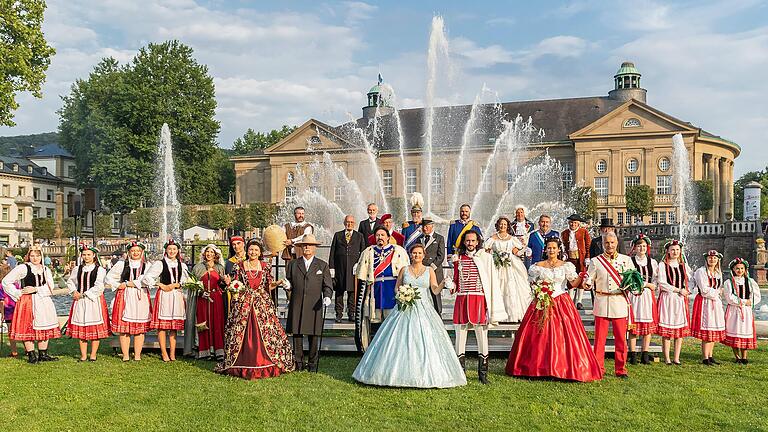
top-left (615, 61), bottom-right (640, 77)
top-left (368, 84), bottom-right (382, 94)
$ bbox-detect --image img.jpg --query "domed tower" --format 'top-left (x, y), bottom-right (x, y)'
top-left (362, 74), bottom-right (395, 119)
top-left (608, 61), bottom-right (647, 103)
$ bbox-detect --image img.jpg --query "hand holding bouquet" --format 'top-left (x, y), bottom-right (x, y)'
top-left (182, 274), bottom-right (205, 296)
top-left (531, 278), bottom-right (555, 329)
top-left (493, 250), bottom-right (513, 269)
top-left (395, 284), bottom-right (421, 311)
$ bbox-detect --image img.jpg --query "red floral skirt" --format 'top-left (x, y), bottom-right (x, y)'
top-left (505, 294), bottom-right (603, 382)
top-left (224, 305), bottom-right (283, 379)
top-left (9, 295), bottom-right (61, 341)
top-left (150, 290), bottom-right (184, 330)
top-left (67, 296), bottom-right (112, 340)
top-left (111, 289), bottom-right (152, 335)
top-left (690, 295), bottom-right (725, 342)
top-left (453, 294), bottom-right (488, 326)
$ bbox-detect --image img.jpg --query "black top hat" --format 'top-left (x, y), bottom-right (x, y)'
top-left (599, 218), bottom-right (615, 228)
top-left (567, 214), bottom-right (586, 223)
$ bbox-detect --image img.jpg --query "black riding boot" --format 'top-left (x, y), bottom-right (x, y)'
top-left (629, 351), bottom-right (637, 365)
top-left (26, 350), bottom-right (38, 364)
top-left (458, 353), bottom-right (466, 373)
top-left (38, 349), bottom-right (59, 362)
top-left (640, 351), bottom-right (651, 365)
top-left (478, 354), bottom-right (489, 385)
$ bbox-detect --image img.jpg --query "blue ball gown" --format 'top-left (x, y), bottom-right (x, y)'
top-left (352, 266), bottom-right (467, 388)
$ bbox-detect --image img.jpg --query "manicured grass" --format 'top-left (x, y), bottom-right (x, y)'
top-left (1, 338), bottom-right (766, 431)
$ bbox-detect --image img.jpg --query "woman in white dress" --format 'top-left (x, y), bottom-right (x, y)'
top-left (656, 240), bottom-right (692, 365)
top-left (627, 234), bottom-right (659, 365)
top-left (485, 217), bottom-right (531, 322)
top-left (690, 250), bottom-right (726, 366)
top-left (722, 257), bottom-right (761, 364)
top-left (66, 245), bottom-right (110, 362)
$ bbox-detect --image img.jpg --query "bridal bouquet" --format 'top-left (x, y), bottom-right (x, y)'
top-left (395, 284), bottom-right (421, 311)
top-left (531, 278), bottom-right (555, 329)
top-left (227, 279), bottom-right (246, 300)
top-left (492, 250), bottom-right (513, 269)
top-left (182, 274), bottom-right (205, 295)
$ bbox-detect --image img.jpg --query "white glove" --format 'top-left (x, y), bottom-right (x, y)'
top-left (323, 297), bottom-right (332, 307)
top-left (450, 254), bottom-right (459, 263)
top-left (329, 268), bottom-right (336, 279)
top-left (352, 263), bottom-right (358, 274)
top-left (443, 278), bottom-right (455, 292)
top-left (281, 279), bottom-right (292, 290)
top-left (524, 247), bottom-right (533, 257)
top-left (584, 258), bottom-right (591, 268)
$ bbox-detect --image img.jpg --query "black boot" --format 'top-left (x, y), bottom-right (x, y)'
top-left (478, 354), bottom-right (489, 385)
top-left (709, 357), bottom-right (720, 365)
top-left (38, 350), bottom-right (59, 362)
top-left (640, 351), bottom-right (651, 365)
top-left (629, 352), bottom-right (637, 365)
top-left (458, 353), bottom-right (466, 373)
top-left (26, 351), bottom-right (38, 364)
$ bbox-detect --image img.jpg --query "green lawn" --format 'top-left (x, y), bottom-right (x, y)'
top-left (1, 338), bottom-right (766, 431)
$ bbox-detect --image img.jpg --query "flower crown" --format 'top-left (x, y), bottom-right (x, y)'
top-left (703, 250), bottom-right (723, 260)
top-left (728, 257), bottom-right (749, 270)
top-left (632, 233), bottom-right (651, 246)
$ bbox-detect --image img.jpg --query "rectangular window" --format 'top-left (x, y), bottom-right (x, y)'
top-left (1, 207), bottom-right (8, 222)
top-left (659, 211), bottom-right (667, 224)
top-left (17, 209), bottom-right (24, 222)
top-left (624, 176), bottom-right (640, 191)
top-left (561, 162), bottom-right (574, 190)
top-left (456, 168), bottom-right (467, 193)
top-left (284, 186), bottom-right (297, 204)
top-left (431, 168), bottom-right (443, 194)
top-left (2, 185), bottom-right (9, 197)
top-left (617, 212), bottom-right (624, 225)
top-left (480, 167), bottom-right (492, 193)
top-left (33, 188), bottom-right (40, 200)
top-left (67, 165), bottom-right (75, 178)
top-left (406, 168), bottom-right (417, 194)
top-left (46, 189), bottom-right (54, 201)
top-left (33, 207), bottom-right (40, 219)
top-left (536, 173), bottom-right (546, 192)
top-left (112, 215), bottom-right (120, 229)
top-left (651, 211), bottom-right (658, 224)
top-left (334, 185), bottom-right (345, 202)
top-left (600, 211), bottom-right (608, 221)
top-left (46, 208), bottom-right (55, 218)
top-left (17, 186), bottom-right (25, 197)
top-left (668, 211), bottom-right (676, 224)
top-left (594, 177), bottom-right (609, 197)
top-left (382, 169), bottom-right (393, 196)
top-left (506, 167), bottom-right (517, 191)
top-left (309, 185), bottom-right (321, 194)
top-left (656, 175), bottom-right (672, 195)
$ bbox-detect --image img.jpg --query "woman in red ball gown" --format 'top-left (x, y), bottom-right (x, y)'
top-left (191, 244), bottom-right (229, 360)
top-left (215, 239), bottom-right (294, 379)
top-left (506, 237), bottom-right (602, 382)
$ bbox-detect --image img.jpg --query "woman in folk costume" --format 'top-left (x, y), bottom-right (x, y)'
top-left (0, 263), bottom-right (20, 357)
top-left (656, 240), bottom-right (692, 365)
top-left (66, 245), bottom-right (110, 362)
top-left (505, 237), bottom-right (602, 382)
top-left (484, 216), bottom-right (531, 322)
top-left (691, 250), bottom-right (726, 365)
top-left (1, 246), bottom-right (60, 363)
top-left (215, 239), bottom-right (293, 379)
top-left (106, 240), bottom-right (152, 361)
top-left (144, 239), bottom-right (188, 362)
top-left (722, 257), bottom-right (761, 364)
top-left (191, 244), bottom-right (229, 360)
top-left (627, 234), bottom-right (659, 365)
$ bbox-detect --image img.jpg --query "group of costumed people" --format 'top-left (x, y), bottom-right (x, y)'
top-left (0, 197), bottom-right (761, 389)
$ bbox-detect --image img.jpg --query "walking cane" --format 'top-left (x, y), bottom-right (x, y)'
top-left (315, 301), bottom-right (327, 373)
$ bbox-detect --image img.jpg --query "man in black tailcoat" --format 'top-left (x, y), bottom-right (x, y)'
top-left (328, 215), bottom-right (367, 322)
top-left (357, 202), bottom-right (381, 240)
top-left (420, 219), bottom-right (446, 315)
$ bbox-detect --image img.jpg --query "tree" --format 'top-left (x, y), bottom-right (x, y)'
top-left (58, 41), bottom-right (223, 212)
top-left (214, 149), bottom-right (235, 201)
top-left (61, 218), bottom-right (77, 238)
top-left (126, 208), bottom-right (157, 237)
top-left (232, 125), bottom-right (297, 155)
top-left (32, 217), bottom-right (55, 240)
top-left (691, 180), bottom-right (714, 216)
top-left (0, 0), bottom-right (56, 126)
top-left (249, 202), bottom-right (278, 228)
top-left (208, 204), bottom-right (233, 231)
top-left (180, 205), bottom-right (198, 230)
top-left (625, 185), bottom-right (655, 220)
top-left (95, 214), bottom-right (113, 238)
top-left (734, 169), bottom-right (768, 220)
top-left (232, 207), bottom-right (252, 232)
top-left (570, 187), bottom-right (597, 222)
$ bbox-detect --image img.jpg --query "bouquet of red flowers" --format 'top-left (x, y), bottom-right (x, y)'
top-left (531, 278), bottom-right (555, 329)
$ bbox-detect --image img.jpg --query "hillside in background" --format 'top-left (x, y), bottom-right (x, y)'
top-left (0, 132), bottom-right (60, 156)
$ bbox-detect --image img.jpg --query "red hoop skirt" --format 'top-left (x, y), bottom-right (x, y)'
top-left (505, 294), bottom-right (603, 382)
top-left (110, 289), bottom-right (152, 335)
top-left (690, 295), bottom-right (725, 342)
top-left (9, 295), bottom-right (61, 341)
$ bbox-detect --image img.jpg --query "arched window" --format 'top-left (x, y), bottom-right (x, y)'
top-left (623, 118), bottom-right (641, 128)
top-left (596, 159), bottom-right (607, 174)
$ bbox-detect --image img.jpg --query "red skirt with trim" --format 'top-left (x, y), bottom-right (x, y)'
top-left (690, 295), bottom-right (725, 342)
top-left (111, 289), bottom-right (151, 335)
top-left (453, 295), bottom-right (488, 326)
top-left (630, 294), bottom-right (658, 336)
top-left (67, 296), bottom-right (112, 340)
top-left (656, 298), bottom-right (690, 338)
top-left (150, 290), bottom-right (185, 331)
top-left (9, 295), bottom-right (61, 341)
top-left (722, 313), bottom-right (757, 350)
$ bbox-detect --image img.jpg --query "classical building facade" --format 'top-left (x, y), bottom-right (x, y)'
top-left (232, 62), bottom-right (739, 224)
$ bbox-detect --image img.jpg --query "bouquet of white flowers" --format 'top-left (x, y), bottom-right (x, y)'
top-left (493, 250), bottom-right (513, 268)
top-left (182, 274), bottom-right (205, 295)
top-left (395, 284), bottom-right (421, 311)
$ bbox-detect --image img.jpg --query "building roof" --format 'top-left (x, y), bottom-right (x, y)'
top-left (0, 156), bottom-right (62, 181)
top-left (30, 143), bottom-right (74, 158)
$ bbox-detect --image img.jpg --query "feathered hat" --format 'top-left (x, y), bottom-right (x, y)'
top-left (410, 192), bottom-right (424, 213)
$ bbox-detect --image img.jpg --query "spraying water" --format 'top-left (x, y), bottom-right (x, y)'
top-left (155, 123), bottom-right (181, 242)
top-left (672, 133), bottom-right (695, 244)
top-left (424, 16), bottom-right (450, 212)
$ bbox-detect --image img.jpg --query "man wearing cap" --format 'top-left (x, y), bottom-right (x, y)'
top-left (589, 218), bottom-right (624, 258)
top-left (282, 234), bottom-right (333, 372)
top-left (282, 206), bottom-right (314, 261)
top-left (367, 214), bottom-right (404, 246)
top-left (527, 214), bottom-right (560, 266)
top-left (561, 214), bottom-right (591, 309)
top-left (447, 204), bottom-right (482, 259)
top-left (356, 226), bottom-right (409, 321)
top-left (329, 215), bottom-right (367, 322)
top-left (401, 193), bottom-right (425, 250)
top-left (358, 203), bottom-right (381, 240)
top-left (420, 219), bottom-right (446, 314)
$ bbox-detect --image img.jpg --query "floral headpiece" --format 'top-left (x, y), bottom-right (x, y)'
top-left (125, 240), bottom-right (146, 252)
top-left (79, 244), bottom-right (100, 256)
top-left (663, 239), bottom-right (683, 250)
top-left (632, 233), bottom-right (651, 246)
top-left (163, 238), bottom-right (179, 250)
top-left (703, 250), bottom-right (723, 260)
top-left (728, 257), bottom-right (749, 270)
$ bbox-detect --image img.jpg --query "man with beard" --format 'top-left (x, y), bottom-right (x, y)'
top-left (283, 206), bottom-right (314, 261)
top-left (446, 204), bottom-right (482, 259)
top-left (356, 226), bottom-right (409, 321)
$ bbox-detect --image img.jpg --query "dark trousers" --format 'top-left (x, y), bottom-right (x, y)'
top-left (293, 335), bottom-right (319, 367)
top-left (334, 290), bottom-right (355, 320)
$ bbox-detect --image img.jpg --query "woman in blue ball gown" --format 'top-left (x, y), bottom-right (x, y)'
top-left (353, 243), bottom-right (466, 388)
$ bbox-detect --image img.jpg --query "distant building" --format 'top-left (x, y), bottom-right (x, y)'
top-left (183, 225), bottom-right (219, 242)
top-left (232, 62), bottom-right (739, 224)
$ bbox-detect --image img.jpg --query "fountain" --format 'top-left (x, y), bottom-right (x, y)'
top-left (155, 123), bottom-right (181, 242)
top-left (672, 133), bottom-right (695, 245)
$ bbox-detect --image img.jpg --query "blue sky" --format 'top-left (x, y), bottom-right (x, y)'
top-left (2, 0), bottom-right (767, 175)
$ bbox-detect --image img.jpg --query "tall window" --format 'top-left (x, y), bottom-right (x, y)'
top-left (480, 167), bottom-right (492, 193)
top-left (536, 173), bottom-right (546, 192)
top-left (1, 206), bottom-right (8, 222)
top-left (334, 185), bottom-right (345, 202)
top-left (651, 212), bottom-right (659, 224)
top-left (506, 167), bottom-right (517, 190)
top-left (17, 209), bottom-right (24, 222)
top-left (406, 168), bottom-right (417, 194)
top-left (656, 175), bottom-right (672, 195)
top-left (18, 186), bottom-right (25, 197)
top-left (33, 208), bottom-right (40, 219)
top-left (599, 211), bottom-right (608, 221)
top-left (624, 176), bottom-right (640, 192)
top-left (431, 168), bottom-right (443, 194)
top-left (659, 211), bottom-right (667, 224)
top-left (284, 187), bottom-right (297, 203)
top-left (617, 211), bottom-right (624, 225)
top-left (594, 177), bottom-right (609, 197)
top-left (46, 189), bottom-right (54, 201)
top-left (668, 211), bottom-right (676, 224)
top-left (456, 168), bottom-right (467, 193)
top-left (382, 170), bottom-right (393, 196)
top-left (561, 162), bottom-right (574, 190)
top-left (1, 185), bottom-right (9, 197)
top-left (33, 188), bottom-right (40, 200)
top-left (46, 208), bottom-right (55, 218)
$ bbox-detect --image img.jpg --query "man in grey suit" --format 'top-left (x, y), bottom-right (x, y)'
top-left (420, 219), bottom-right (445, 315)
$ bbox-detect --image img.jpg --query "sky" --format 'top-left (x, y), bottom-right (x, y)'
top-left (2, 0), bottom-right (767, 176)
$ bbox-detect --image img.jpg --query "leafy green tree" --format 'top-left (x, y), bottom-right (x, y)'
top-left (32, 217), bottom-right (55, 240)
top-left (208, 204), bottom-right (232, 230)
top-left (232, 125), bottom-right (297, 155)
top-left (625, 185), bottom-right (655, 220)
top-left (61, 218), bottom-right (77, 238)
top-left (95, 214), bottom-right (113, 238)
top-left (126, 208), bottom-right (157, 237)
top-left (249, 202), bottom-right (278, 228)
top-left (180, 205), bottom-right (198, 230)
top-left (214, 149), bottom-right (235, 201)
top-left (232, 207), bottom-right (252, 232)
top-left (0, 0), bottom-right (56, 126)
top-left (570, 186), bottom-right (597, 222)
top-left (58, 41), bottom-right (222, 211)
top-left (691, 180), bottom-right (714, 216)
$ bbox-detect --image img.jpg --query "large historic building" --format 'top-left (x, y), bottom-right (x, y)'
top-left (232, 62), bottom-right (739, 224)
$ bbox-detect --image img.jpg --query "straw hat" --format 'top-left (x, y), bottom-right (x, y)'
top-left (295, 233), bottom-right (321, 246)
